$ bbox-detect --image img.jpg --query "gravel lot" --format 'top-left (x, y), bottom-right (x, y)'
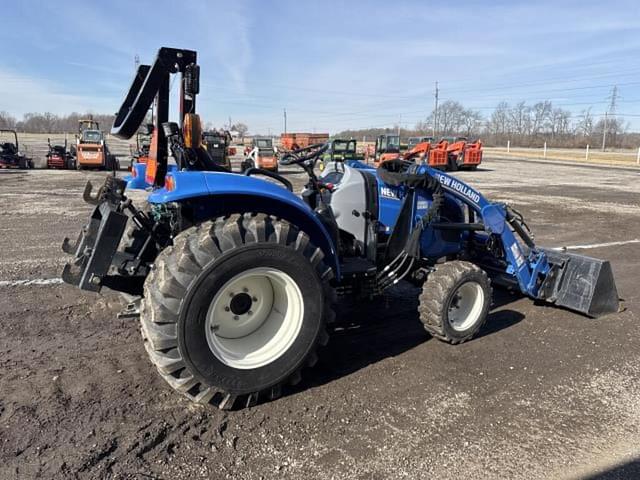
top-left (0, 157), bottom-right (638, 479)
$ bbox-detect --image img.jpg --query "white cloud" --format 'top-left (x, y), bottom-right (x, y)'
top-left (0, 68), bottom-right (117, 116)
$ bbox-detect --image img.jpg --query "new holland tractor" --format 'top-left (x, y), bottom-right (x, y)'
top-left (61, 48), bottom-right (619, 410)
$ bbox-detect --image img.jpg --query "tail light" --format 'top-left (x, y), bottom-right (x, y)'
top-left (165, 174), bottom-right (176, 192)
top-left (145, 158), bottom-right (157, 184)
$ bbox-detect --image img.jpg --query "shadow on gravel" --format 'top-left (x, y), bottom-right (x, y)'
top-left (457, 167), bottom-right (494, 173)
top-left (581, 456), bottom-right (640, 479)
top-left (288, 284), bottom-right (526, 397)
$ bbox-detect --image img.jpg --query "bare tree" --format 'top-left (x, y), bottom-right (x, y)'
top-left (0, 111), bottom-right (16, 129)
top-left (530, 101), bottom-right (551, 137)
top-left (549, 108), bottom-right (571, 138)
top-left (595, 116), bottom-right (627, 148)
top-left (509, 101), bottom-right (531, 136)
top-left (232, 122), bottom-right (249, 139)
top-left (462, 109), bottom-right (483, 137)
top-left (575, 108), bottom-right (594, 137)
top-left (487, 101), bottom-right (509, 136)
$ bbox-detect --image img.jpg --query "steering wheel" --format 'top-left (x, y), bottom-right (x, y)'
top-left (279, 143), bottom-right (329, 166)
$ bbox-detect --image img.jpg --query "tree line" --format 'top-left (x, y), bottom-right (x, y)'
top-left (0, 111), bottom-right (252, 140)
top-left (0, 111), bottom-right (116, 134)
top-left (336, 100), bottom-right (639, 149)
top-left (2, 101), bottom-right (638, 149)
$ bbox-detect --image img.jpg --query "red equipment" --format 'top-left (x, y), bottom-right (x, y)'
top-left (428, 140), bottom-right (449, 169)
top-left (462, 141), bottom-right (483, 169)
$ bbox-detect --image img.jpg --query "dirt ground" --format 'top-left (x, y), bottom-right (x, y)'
top-left (0, 156), bottom-right (639, 480)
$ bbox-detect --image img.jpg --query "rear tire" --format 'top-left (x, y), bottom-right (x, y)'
top-left (141, 214), bottom-right (335, 409)
top-left (419, 261), bottom-right (491, 344)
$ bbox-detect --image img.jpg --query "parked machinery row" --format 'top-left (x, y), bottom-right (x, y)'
top-left (364, 134), bottom-right (483, 171)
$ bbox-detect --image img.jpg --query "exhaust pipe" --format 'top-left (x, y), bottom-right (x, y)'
top-left (539, 249), bottom-right (620, 318)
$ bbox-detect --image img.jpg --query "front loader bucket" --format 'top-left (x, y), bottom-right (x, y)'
top-left (540, 249), bottom-right (619, 318)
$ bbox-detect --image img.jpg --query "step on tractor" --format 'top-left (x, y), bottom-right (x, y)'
top-left (76, 119), bottom-right (119, 170)
top-left (0, 129), bottom-right (33, 169)
top-left (46, 136), bottom-right (76, 169)
top-left (241, 137), bottom-right (278, 172)
top-left (203, 130), bottom-right (234, 170)
top-left (62, 47), bottom-right (620, 411)
top-left (365, 134), bottom-right (401, 166)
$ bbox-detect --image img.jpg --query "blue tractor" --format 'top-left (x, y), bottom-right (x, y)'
top-left (62, 48), bottom-right (619, 410)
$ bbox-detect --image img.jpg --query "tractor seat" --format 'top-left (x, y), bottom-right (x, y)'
top-left (194, 146), bottom-right (230, 173)
top-left (2, 143), bottom-right (16, 154)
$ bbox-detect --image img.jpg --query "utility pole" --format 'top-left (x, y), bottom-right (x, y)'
top-left (432, 81), bottom-right (439, 138)
top-left (397, 114), bottom-right (401, 140)
top-left (228, 116), bottom-right (232, 131)
top-left (602, 85), bottom-right (618, 151)
top-left (283, 108), bottom-right (287, 135)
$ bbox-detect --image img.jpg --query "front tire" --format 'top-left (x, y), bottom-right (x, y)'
top-left (141, 214), bottom-right (335, 409)
top-left (419, 261), bottom-right (491, 344)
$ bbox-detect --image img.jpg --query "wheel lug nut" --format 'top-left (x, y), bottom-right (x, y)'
top-left (248, 310), bottom-right (253, 315)
top-left (252, 296), bottom-right (257, 302)
top-left (229, 292), bottom-right (234, 297)
top-left (243, 287), bottom-right (249, 293)
top-left (233, 315), bottom-right (239, 321)
top-left (224, 306), bottom-right (230, 312)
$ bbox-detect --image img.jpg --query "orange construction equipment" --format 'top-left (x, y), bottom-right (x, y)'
top-left (402, 141), bottom-right (431, 162)
top-left (241, 137), bottom-right (278, 172)
top-left (76, 119), bottom-right (118, 170)
top-left (443, 136), bottom-right (483, 170)
top-left (129, 125), bottom-right (155, 169)
top-left (366, 134), bottom-right (401, 166)
top-left (462, 140), bottom-right (483, 169)
top-left (428, 140), bottom-right (449, 169)
top-left (281, 132), bottom-right (329, 151)
top-left (445, 137), bottom-right (467, 171)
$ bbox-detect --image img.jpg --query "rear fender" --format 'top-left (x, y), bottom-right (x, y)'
top-left (124, 162), bottom-right (148, 190)
top-left (148, 171), bottom-right (340, 277)
top-left (125, 163), bottom-right (177, 191)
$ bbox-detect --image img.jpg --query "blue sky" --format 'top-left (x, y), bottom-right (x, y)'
top-left (1, 0), bottom-right (639, 133)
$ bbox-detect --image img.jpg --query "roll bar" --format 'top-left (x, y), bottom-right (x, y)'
top-left (111, 47), bottom-right (199, 186)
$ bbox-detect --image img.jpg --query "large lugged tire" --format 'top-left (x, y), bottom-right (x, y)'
top-left (419, 261), bottom-right (491, 344)
top-left (140, 214), bottom-right (335, 409)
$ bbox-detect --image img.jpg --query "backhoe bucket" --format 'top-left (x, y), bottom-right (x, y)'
top-left (540, 249), bottom-right (619, 318)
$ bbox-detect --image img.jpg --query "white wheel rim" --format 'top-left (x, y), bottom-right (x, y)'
top-left (447, 281), bottom-right (485, 332)
top-left (205, 267), bottom-right (304, 369)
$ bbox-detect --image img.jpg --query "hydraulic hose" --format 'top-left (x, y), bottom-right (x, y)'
top-left (377, 160), bottom-right (445, 260)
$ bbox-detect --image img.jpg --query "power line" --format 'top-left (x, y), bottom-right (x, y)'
top-left (602, 85), bottom-right (618, 151)
top-left (433, 81), bottom-right (439, 137)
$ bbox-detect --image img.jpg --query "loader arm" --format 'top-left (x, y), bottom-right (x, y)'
top-left (419, 165), bottom-right (618, 317)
